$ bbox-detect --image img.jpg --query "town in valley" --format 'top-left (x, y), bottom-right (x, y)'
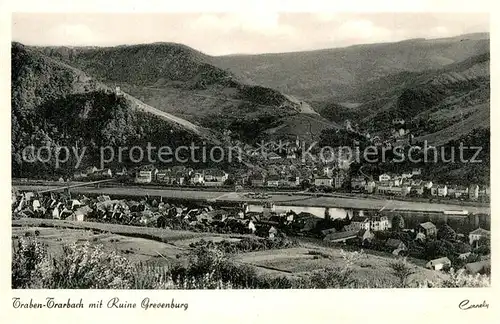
top-left (11, 13), bottom-right (491, 289)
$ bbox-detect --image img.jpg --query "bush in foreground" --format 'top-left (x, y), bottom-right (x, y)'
top-left (12, 237), bottom-right (490, 289)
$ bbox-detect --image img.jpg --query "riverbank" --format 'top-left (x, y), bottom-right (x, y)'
top-left (14, 184), bottom-right (490, 214)
top-left (13, 179), bottom-right (489, 208)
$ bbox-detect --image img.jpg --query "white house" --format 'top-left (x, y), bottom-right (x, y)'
top-left (267, 152), bottom-right (282, 160)
top-left (365, 180), bottom-right (376, 194)
top-left (392, 176), bottom-right (403, 187)
top-left (191, 172), bottom-right (205, 185)
top-left (333, 171), bottom-right (346, 189)
top-left (377, 185), bottom-right (402, 196)
top-left (469, 228), bottom-right (490, 247)
top-left (426, 257), bottom-right (451, 271)
top-left (350, 176), bottom-right (366, 190)
top-left (451, 186), bottom-right (469, 199)
top-left (156, 169), bottom-right (173, 184)
top-left (458, 252), bottom-right (472, 260)
top-left (315, 176), bottom-right (333, 187)
top-left (323, 166), bottom-right (334, 177)
top-left (401, 172), bottom-right (413, 179)
top-left (415, 232), bottom-right (426, 242)
top-left (469, 184), bottom-right (479, 200)
top-left (267, 175), bottom-right (280, 187)
top-left (370, 215), bottom-right (390, 231)
top-left (135, 166), bottom-right (158, 184)
top-left (92, 168), bottom-right (113, 179)
top-left (73, 171), bottom-right (88, 180)
top-left (345, 216), bottom-right (371, 231)
top-left (437, 185), bottom-right (448, 197)
top-left (246, 220), bottom-right (256, 233)
top-left (85, 166), bottom-right (99, 174)
top-left (379, 173), bottom-right (391, 182)
top-left (205, 169), bottom-right (229, 183)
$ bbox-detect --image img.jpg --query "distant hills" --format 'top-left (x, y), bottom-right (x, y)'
top-left (342, 52), bottom-right (490, 137)
top-left (37, 43), bottom-right (337, 143)
top-left (211, 33), bottom-right (489, 101)
top-left (211, 33), bottom-right (490, 184)
top-left (11, 33), bottom-right (490, 183)
top-left (212, 32), bottom-right (490, 145)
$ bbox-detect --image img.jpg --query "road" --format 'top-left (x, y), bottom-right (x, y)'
top-left (14, 184), bottom-right (490, 214)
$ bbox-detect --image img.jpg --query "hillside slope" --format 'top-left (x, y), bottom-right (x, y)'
top-left (211, 33), bottom-right (489, 102)
top-left (314, 51), bottom-right (490, 185)
top-left (415, 103), bottom-right (489, 146)
top-left (354, 53), bottom-right (490, 134)
top-left (11, 43), bottom-right (231, 177)
top-left (37, 43), bottom-right (338, 143)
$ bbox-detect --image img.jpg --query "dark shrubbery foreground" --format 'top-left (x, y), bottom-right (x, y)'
top-left (188, 237), bottom-right (299, 254)
top-left (12, 236), bottom-right (490, 289)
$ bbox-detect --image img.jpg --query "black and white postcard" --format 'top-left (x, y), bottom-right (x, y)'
top-left (2, 1), bottom-right (497, 323)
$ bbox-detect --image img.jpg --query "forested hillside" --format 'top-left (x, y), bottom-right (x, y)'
top-left (11, 43), bottom-right (236, 178)
top-left (38, 43), bottom-right (336, 143)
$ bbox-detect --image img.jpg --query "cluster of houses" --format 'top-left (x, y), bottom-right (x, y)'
top-left (241, 162), bottom-right (348, 189)
top-left (71, 164), bottom-right (490, 203)
top-left (342, 118), bottom-right (414, 148)
top-left (13, 183), bottom-right (491, 275)
top-left (308, 211), bottom-right (490, 273)
top-left (423, 223), bottom-right (491, 272)
top-left (13, 190), bottom-right (93, 222)
top-left (73, 165), bottom-right (230, 187)
top-left (136, 165), bottom-right (229, 186)
top-left (349, 169), bottom-right (489, 201)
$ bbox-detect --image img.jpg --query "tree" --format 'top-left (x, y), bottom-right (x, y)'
top-left (453, 241), bottom-right (472, 254)
top-left (332, 218), bottom-right (345, 232)
top-left (389, 258), bottom-right (416, 288)
top-left (300, 180), bottom-right (310, 190)
top-left (452, 252), bottom-right (481, 270)
top-left (474, 237), bottom-right (490, 255)
top-left (394, 231), bottom-right (412, 245)
top-left (425, 240), bottom-right (454, 260)
top-left (437, 224), bottom-right (457, 241)
top-left (223, 178), bottom-right (235, 186)
top-left (391, 214), bottom-right (405, 232)
top-left (477, 236), bottom-right (490, 248)
top-left (324, 208), bottom-right (331, 221)
top-left (374, 230), bottom-right (390, 242)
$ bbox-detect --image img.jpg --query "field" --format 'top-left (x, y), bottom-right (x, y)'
top-left (12, 218), bottom-right (258, 244)
top-left (12, 226), bottom-right (188, 266)
top-left (12, 218), bottom-right (448, 287)
top-left (232, 245), bottom-right (448, 286)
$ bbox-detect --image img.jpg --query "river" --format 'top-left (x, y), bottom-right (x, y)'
top-left (247, 204), bottom-right (490, 233)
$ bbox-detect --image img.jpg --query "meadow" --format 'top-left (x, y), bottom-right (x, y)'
top-left (12, 219), bottom-right (489, 289)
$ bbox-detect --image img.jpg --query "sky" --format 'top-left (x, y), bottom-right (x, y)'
top-left (12, 13), bottom-right (489, 55)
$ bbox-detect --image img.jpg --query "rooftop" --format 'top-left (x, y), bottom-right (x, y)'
top-left (469, 228), bottom-right (490, 236)
top-left (428, 257), bottom-right (451, 264)
top-left (324, 230), bottom-right (358, 241)
top-left (386, 238), bottom-right (404, 248)
top-left (419, 222), bottom-right (436, 230)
